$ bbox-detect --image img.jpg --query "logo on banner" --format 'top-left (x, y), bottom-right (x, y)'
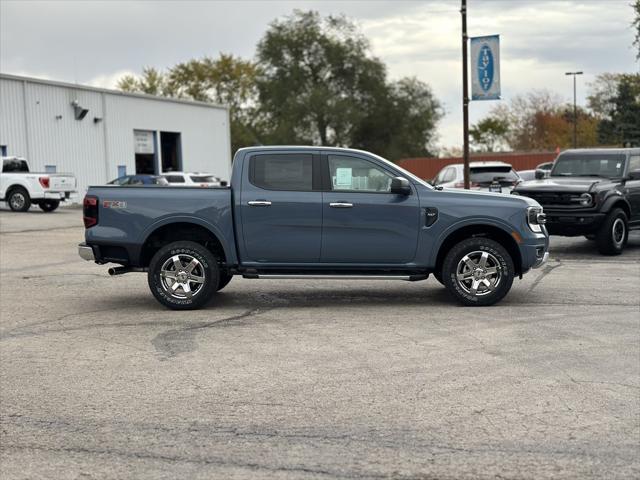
top-left (470, 35), bottom-right (500, 101)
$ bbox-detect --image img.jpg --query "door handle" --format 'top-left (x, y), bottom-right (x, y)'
top-left (329, 202), bottom-right (353, 208)
top-left (248, 200), bottom-right (272, 206)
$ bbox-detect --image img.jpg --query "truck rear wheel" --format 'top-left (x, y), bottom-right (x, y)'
top-left (148, 241), bottom-right (219, 310)
top-left (595, 208), bottom-right (628, 255)
top-left (441, 237), bottom-right (515, 306)
top-left (8, 187), bottom-right (31, 212)
top-left (39, 200), bottom-right (60, 212)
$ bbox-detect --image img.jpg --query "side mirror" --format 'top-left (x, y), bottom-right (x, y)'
top-left (390, 176), bottom-right (411, 195)
top-left (627, 170), bottom-right (640, 180)
top-left (534, 169), bottom-right (545, 180)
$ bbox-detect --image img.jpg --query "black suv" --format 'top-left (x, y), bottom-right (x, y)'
top-left (513, 148), bottom-right (640, 255)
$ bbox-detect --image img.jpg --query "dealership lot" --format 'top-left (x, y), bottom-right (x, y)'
top-left (1, 207), bottom-right (638, 479)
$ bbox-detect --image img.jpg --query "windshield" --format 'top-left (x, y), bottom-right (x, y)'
top-left (551, 153), bottom-right (626, 178)
top-left (470, 167), bottom-right (519, 183)
top-left (190, 175), bottom-right (219, 183)
top-left (2, 159), bottom-right (29, 173)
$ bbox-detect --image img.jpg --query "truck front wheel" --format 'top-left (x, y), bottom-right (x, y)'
top-left (148, 241), bottom-right (219, 310)
top-left (441, 237), bottom-right (515, 306)
top-left (595, 208), bottom-right (628, 255)
top-left (7, 187), bottom-right (31, 212)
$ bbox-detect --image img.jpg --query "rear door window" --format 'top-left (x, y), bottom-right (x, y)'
top-left (2, 159), bottom-right (29, 172)
top-left (250, 154), bottom-right (313, 191)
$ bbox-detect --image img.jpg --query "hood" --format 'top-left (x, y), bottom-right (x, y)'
top-left (515, 176), bottom-right (613, 193)
top-left (432, 185), bottom-right (539, 208)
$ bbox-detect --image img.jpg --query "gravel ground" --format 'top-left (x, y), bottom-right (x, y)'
top-left (1, 206), bottom-right (639, 479)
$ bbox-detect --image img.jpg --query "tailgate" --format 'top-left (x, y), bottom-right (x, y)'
top-left (49, 175), bottom-right (76, 191)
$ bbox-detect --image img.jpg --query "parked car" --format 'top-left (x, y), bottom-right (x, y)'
top-left (0, 156), bottom-right (77, 212)
top-left (535, 161), bottom-right (554, 179)
top-left (108, 175), bottom-right (168, 186)
top-left (433, 162), bottom-right (521, 193)
top-left (517, 169), bottom-right (537, 182)
top-left (79, 146), bottom-right (549, 310)
top-left (162, 172), bottom-right (223, 187)
top-left (513, 148), bottom-right (640, 255)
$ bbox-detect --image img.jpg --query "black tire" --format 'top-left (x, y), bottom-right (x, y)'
top-left (7, 187), bottom-right (31, 212)
top-left (216, 272), bottom-right (233, 291)
top-left (595, 208), bottom-right (628, 256)
top-left (148, 241), bottom-right (219, 310)
top-left (39, 200), bottom-right (60, 212)
top-left (441, 237), bottom-right (515, 306)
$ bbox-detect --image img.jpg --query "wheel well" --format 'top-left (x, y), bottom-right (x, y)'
top-left (140, 222), bottom-right (227, 268)
top-left (435, 224), bottom-right (523, 277)
top-left (608, 200), bottom-right (631, 219)
top-left (5, 185), bottom-right (27, 198)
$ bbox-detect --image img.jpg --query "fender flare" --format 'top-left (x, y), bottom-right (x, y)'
top-left (600, 194), bottom-right (631, 217)
top-left (139, 215), bottom-right (235, 264)
top-left (428, 217), bottom-right (519, 266)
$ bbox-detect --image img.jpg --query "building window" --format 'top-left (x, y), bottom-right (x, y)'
top-left (0, 145), bottom-right (6, 156)
top-left (45, 165), bottom-right (57, 173)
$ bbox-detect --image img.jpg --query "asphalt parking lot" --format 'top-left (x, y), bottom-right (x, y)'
top-left (1, 206), bottom-right (639, 479)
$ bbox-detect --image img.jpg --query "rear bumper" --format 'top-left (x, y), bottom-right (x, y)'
top-left (78, 243), bottom-right (95, 261)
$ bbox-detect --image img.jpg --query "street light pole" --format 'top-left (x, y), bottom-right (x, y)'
top-left (461, 0), bottom-right (470, 189)
top-left (565, 71), bottom-right (583, 148)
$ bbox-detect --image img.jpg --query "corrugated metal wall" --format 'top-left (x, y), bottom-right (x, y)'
top-left (0, 75), bottom-right (231, 198)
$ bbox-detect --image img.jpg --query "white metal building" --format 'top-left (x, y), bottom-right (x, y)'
top-left (0, 73), bottom-right (232, 196)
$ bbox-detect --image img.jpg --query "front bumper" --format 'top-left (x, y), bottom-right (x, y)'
top-left (78, 243), bottom-right (95, 261)
top-left (544, 211), bottom-right (606, 236)
top-left (532, 251), bottom-right (549, 269)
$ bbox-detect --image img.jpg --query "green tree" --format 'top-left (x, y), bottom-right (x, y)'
top-left (596, 74), bottom-right (640, 146)
top-left (117, 67), bottom-right (168, 96)
top-left (469, 116), bottom-right (509, 152)
top-left (255, 10), bottom-right (441, 159)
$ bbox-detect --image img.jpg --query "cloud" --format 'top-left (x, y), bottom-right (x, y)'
top-left (1, 0), bottom-right (637, 150)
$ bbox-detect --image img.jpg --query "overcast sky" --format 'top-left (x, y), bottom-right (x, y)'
top-left (1, 0), bottom-right (638, 150)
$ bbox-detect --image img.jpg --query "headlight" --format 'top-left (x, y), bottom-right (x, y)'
top-left (579, 193), bottom-right (593, 207)
top-left (527, 206), bottom-right (545, 233)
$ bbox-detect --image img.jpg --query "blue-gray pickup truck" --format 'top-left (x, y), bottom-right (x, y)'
top-left (78, 146), bottom-right (549, 309)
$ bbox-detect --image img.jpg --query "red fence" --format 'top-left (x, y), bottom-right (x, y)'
top-left (398, 151), bottom-right (558, 180)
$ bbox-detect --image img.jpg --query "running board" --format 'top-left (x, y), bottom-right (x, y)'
top-left (243, 274), bottom-right (428, 281)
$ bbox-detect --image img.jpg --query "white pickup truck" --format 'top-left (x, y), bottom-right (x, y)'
top-left (0, 157), bottom-right (77, 212)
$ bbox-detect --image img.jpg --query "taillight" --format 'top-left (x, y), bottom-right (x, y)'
top-left (39, 177), bottom-right (50, 188)
top-left (83, 195), bottom-right (98, 228)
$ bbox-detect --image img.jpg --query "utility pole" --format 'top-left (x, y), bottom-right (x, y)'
top-left (461, 0), bottom-right (470, 189)
top-left (565, 71), bottom-right (583, 148)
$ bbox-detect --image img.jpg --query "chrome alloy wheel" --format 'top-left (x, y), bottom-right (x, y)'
top-left (612, 218), bottom-right (625, 247)
top-left (10, 192), bottom-right (26, 210)
top-left (159, 254), bottom-right (206, 299)
top-left (455, 250), bottom-right (502, 296)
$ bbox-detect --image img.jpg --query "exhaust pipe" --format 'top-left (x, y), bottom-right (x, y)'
top-left (107, 266), bottom-right (146, 276)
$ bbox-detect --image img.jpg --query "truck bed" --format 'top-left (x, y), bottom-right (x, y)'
top-left (84, 185), bottom-right (236, 266)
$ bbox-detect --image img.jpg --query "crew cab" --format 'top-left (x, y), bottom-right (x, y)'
top-left (513, 148), bottom-right (640, 255)
top-left (78, 147), bottom-right (549, 310)
top-left (1, 157), bottom-right (77, 212)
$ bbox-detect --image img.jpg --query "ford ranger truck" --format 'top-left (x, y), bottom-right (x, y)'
top-left (513, 148), bottom-right (640, 255)
top-left (78, 147), bottom-right (549, 310)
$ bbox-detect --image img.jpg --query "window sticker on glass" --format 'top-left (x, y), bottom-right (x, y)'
top-left (335, 167), bottom-right (352, 187)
